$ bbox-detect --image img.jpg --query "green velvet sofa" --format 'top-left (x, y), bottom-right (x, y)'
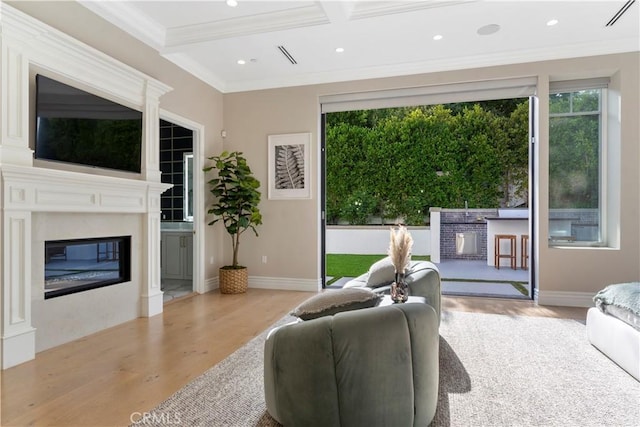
top-left (264, 302), bottom-right (439, 426)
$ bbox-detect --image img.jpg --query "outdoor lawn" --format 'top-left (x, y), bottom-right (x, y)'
top-left (326, 254), bottom-right (430, 285)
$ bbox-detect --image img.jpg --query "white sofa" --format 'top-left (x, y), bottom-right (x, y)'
top-left (586, 282), bottom-right (640, 381)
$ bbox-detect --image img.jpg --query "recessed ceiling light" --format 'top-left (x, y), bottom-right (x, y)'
top-left (477, 24), bottom-right (501, 36)
top-left (237, 59), bottom-right (246, 65)
top-left (433, 34), bottom-right (443, 41)
top-left (335, 47), bottom-right (345, 53)
top-left (547, 19), bottom-right (559, 26)
top-left (226, 0), bottom-right (238, 7)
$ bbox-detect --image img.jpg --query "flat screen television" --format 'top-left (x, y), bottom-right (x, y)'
top-left (35, 74), bottom-right (143, 173)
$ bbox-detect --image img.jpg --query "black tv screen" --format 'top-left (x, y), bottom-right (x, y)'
top-left (35, 74), bottom-right (143, 173)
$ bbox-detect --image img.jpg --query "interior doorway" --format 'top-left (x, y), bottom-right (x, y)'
top-left (157, 112), bottom-right (205, 303)
top-left (159, 119), bottom-right (194, 302)
top-left (320, 93), bottom-right (536, 300)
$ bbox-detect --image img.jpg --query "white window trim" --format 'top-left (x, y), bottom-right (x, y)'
top-left (548, 84), bottom-right (609, 247)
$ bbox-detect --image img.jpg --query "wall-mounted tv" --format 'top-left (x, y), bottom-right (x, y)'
top-left (35, 74), bottom-right (143, 173)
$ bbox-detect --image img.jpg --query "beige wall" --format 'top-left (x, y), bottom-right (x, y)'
top-left (224, 53), bottom-right (640, 301)
top-left (223, 86), bottom-right (321, 279)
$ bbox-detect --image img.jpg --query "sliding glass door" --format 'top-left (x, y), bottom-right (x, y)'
top-left (320, 79), bottom-right (538, 299)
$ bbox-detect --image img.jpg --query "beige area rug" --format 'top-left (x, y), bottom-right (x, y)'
top-left (133, 311), bottom-right (640, 426)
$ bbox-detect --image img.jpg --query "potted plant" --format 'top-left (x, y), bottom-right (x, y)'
top-left (203, 151), bottom-right (262, 294)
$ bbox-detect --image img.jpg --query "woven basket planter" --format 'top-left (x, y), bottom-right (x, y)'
top-left (219, 267), bottom-right (248, 294)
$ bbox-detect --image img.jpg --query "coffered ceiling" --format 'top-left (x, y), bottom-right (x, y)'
top-left (79, 0), bottom-right (640, 93)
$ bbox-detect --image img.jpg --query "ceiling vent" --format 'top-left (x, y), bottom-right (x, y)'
top-left (277, 45), bottom-right (297, 65)
top-left (606, 0), bottom-right (636, 26)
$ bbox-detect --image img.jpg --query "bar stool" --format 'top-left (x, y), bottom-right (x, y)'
top-left (521, 234), bottom-right (529, 270)
top-left (494, 234), bottom-right (516, 270)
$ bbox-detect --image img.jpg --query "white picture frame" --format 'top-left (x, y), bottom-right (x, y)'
top-left (268, 132), bottom-right (311, 200)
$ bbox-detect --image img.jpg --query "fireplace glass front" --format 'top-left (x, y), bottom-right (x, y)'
top-left (44, 236), bottom-right (131, 299)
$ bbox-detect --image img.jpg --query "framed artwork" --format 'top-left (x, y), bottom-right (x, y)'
top-left (268, 132), bottom-right (311, 200)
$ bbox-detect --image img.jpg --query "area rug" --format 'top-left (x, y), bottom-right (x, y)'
top-left (134, 311), bottom-right (640, 426)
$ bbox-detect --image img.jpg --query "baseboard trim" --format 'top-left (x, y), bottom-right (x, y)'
top-left (140, 290), bottom-right (164, 317)
top-left (201, 276), bottom-right (319, 293)
top-left (249, 276), bottom-right (320, 292)
top-left (536, 290), bottom-right (595, 307)
top-left (2, 327), bottom-right (36, 369)
top-left (202, 277), bottom-right (218, 294)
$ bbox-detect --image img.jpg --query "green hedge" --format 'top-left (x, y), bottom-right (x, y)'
top-left (326, 102), bottom-right (529, 225)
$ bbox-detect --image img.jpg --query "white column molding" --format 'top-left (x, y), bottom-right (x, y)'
top-left (140, 184), bottom-right (169, 317)
top-left (140, 81), bottom-right (169, 314)
top-left (1, 210), bottom-right (36, 368)
top-left (141, 211), bottom-right (164, 317)
top-left (141, 81), bottom-right (166, 183)
top-left (139, 78), bottom-right (174, 314)
top-left (0, 39), bottom-right (32, 166)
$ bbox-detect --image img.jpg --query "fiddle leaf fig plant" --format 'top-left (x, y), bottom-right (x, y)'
top-left (203, 151), bottom-right (262, 268)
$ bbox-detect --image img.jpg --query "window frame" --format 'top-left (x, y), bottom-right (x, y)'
top-left (548, 83), bottom-right (608, 248)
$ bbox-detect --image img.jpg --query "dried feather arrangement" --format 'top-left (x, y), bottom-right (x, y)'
top-left (388, 226), bottom-right (413, 274)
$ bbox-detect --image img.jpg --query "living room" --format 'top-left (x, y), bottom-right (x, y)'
top-left (0, 1), bottom-right (638, 426)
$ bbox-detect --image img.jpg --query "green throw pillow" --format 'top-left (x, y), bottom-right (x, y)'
top-left (291, 288), bottom-right (382, 321)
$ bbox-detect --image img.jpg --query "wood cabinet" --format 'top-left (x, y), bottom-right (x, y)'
top-left (161, 231), bottom-right (193, 280)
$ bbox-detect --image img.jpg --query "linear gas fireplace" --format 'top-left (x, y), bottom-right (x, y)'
top-left (44, 236), bottom-right (131, 299)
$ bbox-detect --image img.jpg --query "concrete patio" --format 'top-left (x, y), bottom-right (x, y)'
top-left (435, 259), bottom-right (530, 299)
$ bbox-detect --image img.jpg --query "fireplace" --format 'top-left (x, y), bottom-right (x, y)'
top-left (0, 3), bottom-right (173, 368)
top-left (44, 236), bottom-right (131, 299)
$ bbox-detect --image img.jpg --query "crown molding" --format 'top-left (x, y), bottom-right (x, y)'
top-left (349, 0), bottom-right (474, 20)
top-left (162, 51), bottom-right (229, 93)
top-left (164, 4), bottom-right (329, 48)
top-left (1, 3), bottom-right (172, 107)
top-left (77, 0), bottom-right (166, 50)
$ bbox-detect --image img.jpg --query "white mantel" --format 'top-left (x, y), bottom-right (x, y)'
top-left (0, 4), bottom-right (172, 369)
top-left (1, 165), bottom-right (170, 213)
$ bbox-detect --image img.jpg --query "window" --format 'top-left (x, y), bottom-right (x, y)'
top-left (549, 84), bottom-right (606, 246)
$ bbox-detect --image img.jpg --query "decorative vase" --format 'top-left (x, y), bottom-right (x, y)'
top-left (390, 271), bottom-right (409, 303)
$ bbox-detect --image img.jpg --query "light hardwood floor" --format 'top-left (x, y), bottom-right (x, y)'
top-left (1, 290), bottom-right (588, 427)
